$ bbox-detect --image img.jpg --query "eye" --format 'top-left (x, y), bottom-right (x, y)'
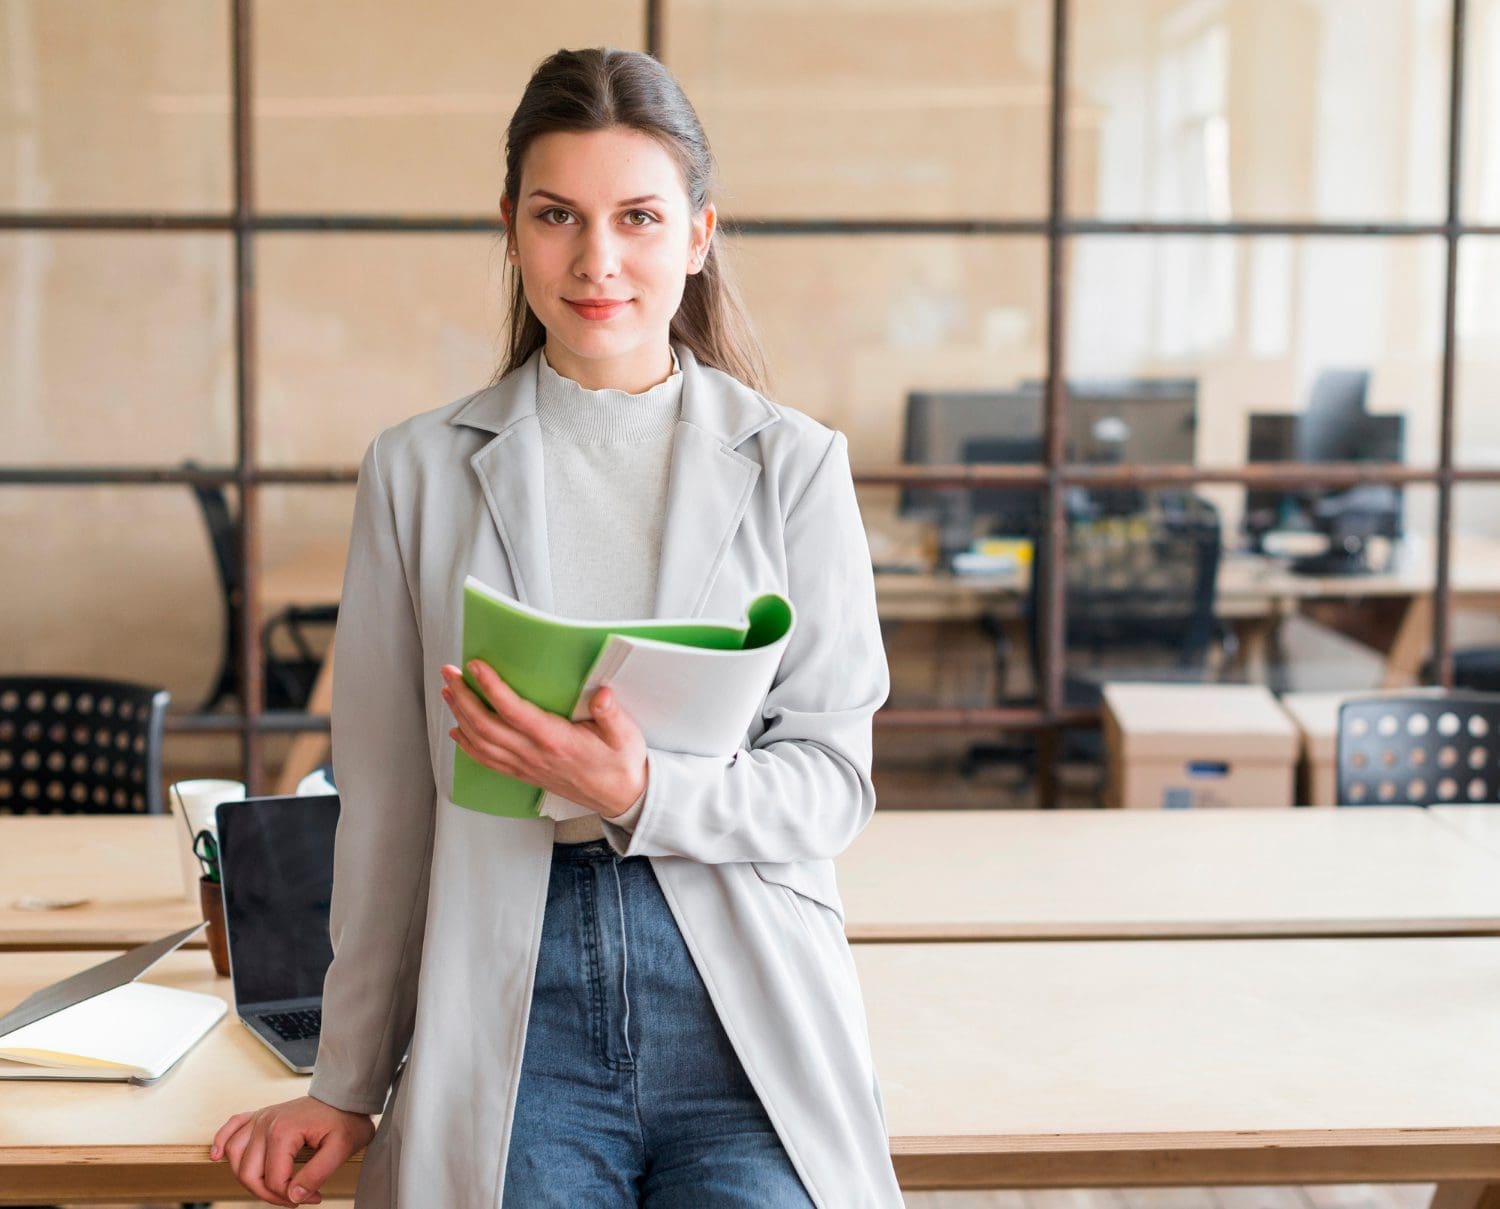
top-left (623, 210), bottom-right (657, 227)
top-left (541, 208), bottom-right (574, 225)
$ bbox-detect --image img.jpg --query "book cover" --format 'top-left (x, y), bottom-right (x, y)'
top-left (453, 575), bottom-right (794, 819)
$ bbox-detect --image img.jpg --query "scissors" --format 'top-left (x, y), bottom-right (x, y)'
top-left (193, 828), bottom-right (221, 884)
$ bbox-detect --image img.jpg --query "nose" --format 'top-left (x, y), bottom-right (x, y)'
top-left (573, 223), bottom-right (622, 283)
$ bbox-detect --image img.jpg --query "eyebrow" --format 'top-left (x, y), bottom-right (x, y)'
top-left (527, 190), bottom-right (666, 207)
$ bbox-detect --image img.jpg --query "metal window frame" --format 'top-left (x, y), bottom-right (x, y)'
top-left (0, 0), bottom-right (1494, 800)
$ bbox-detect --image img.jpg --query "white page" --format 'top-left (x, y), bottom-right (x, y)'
top-left (539, 626), bottom-right (795, 823)
top-left (0, 980), bottom-right (226, 1079)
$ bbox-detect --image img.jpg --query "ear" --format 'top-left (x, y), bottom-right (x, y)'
top-left (688, 203), bottom-right (717, 275)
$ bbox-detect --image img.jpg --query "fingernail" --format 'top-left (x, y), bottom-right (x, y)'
top-left (468, 660), bottom-right (480, 674)
top-left (291, 1187), bottom-right (308, 1202)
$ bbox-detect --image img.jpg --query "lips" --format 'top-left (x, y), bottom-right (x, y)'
top-left (566, 299), bottom-right (630, 320)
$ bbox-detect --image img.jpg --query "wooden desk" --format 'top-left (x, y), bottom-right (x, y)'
top-left (0, 950), bottom-right (362, 1203)
top-left (12, 808), bottom-right (1500, 951)
top-left (862, 937), bottom-right (1500, 1194)
top-left (6, 940), bottom-right (1499, 1203)
top-left (839, 806), bottom-right (1500, 941)
top-left (1429, 806), bottom-right (1500, 860)
top-left (0, 815), bottom-right (202, 950)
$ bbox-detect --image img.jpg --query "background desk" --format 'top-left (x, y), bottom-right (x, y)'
top-left (0, 815), bottom-right (201, 950)
top-left (6, 940), bottom-right (1500, 1204)
top-left (876, 534), bottom-right (1500, 688)
top-left (839, 806), bottom-right (1500, 941)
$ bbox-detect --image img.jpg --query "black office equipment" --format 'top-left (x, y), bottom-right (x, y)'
top-left (901, 380), bottom-right (1197, 563)
top-left (216, 793), bottom-right (339, 1073)
top-left (1242, 369), bottom-right (1404, 575)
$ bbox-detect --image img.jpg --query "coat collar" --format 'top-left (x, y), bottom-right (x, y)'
top-left (452, 342), bottom-right (779, 620)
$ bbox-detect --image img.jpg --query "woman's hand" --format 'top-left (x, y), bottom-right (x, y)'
top-left (441, 661), bottom-right (648, 817)
top-left (210, 1095), bottom-right (375, 1206)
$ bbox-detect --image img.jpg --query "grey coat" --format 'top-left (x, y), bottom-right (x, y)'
top-left (307, 342), bottom-right (903, 1208)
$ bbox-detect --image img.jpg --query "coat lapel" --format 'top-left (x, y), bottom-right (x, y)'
top-left (452, 352), bottom-right (554, 614)
top-left (653, 344), bottom-right (779, 619)
top-left (450, 342), bottom-right (779, 622)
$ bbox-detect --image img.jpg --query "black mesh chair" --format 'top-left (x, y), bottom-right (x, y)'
top-left (962, 492), bottom-right (1223, 786)
top-left (185, 460), bottom-right (337, 712)
top-left (0, 676), bottom-right (170, 815)
top-left (1336, 692), bottom-right (1500, 806)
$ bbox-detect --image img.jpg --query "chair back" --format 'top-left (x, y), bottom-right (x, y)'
top-left (1336, 692), bottom-right (1500, 806)
top-left (185, 461), bottom-right (242, 713)
top-left (0, 676), bottom-right (170, 814)
top-left (1029, 491), bottom-right (1222, 675)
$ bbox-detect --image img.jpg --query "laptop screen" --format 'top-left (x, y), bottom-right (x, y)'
top-left (216, 794), bottom-right (339, 1008)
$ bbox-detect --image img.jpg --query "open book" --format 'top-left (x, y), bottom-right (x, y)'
top-left (0, 923), bottom-right (226, 1084)
top-left (453, 575), bottom-right (797, 820)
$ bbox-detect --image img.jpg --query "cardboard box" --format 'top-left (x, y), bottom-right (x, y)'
top-left (1278, 688), bottom-right (1445, 806)
top-left (1102, 683), bottom-right (1298, 809)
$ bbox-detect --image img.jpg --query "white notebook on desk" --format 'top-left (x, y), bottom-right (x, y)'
top-left (0, 922), bottom-right (225, 1085)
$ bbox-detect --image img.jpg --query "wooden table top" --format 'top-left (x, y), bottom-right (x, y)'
top-left (838, 806), bottom-right (1500, 941)
top-left (9, 807), bottom-right (1500, 951)
top-left (5, 939), bottom-right (1500, 1199)
top-left (0, 815), bottom-right (203, 950)
top-left (859, 936), bottom-right (1500, 1188)
top-left (1429, 806), bottom-right (1500, 859)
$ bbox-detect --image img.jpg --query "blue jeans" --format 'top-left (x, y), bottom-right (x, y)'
top-left (502, 839), bottom-right (816, 1208)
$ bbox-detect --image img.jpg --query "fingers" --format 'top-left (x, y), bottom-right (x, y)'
top-left (288, 1132), bottom-right (360, 1205)
top-left (239, 1121), bottom-right (300, 1207)
top-left (210, 1110), bottom-right (253, 1159)
top-left (262, 1115), bottom-right (301, 1200)
top-left (222, 1110), bottom-right (299, 1208)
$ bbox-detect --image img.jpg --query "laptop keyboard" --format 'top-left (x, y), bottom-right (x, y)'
top-left (261, 1008), bottom-right (321, 1041)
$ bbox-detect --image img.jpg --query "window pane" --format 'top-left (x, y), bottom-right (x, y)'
top-left (0, 485), bottom-right (223, 707)
top-left (734, 234), bottom-right (1048, 465)
top-left (1066, 234), bottom-right (1445, 498)
top-left (0, 0), bottom-right (231, 212)
top-left (252, 0), bottom-right (646, 213)
top-left (255, 233), bottom-right (506, 467)
top-left (1463, 0), bottom-right (1500, 223)
top-left (1455, 237), bottom-right (1500, 466)
top-left (0, 233), bottom-right (236, 465)
top-left (1068, 0), bottom-right (1452, 222)
top-left (665, 0), bottom-right (1052, 219)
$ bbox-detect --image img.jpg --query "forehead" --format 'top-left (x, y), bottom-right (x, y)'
top-left (520, 127), bottom-right (689, 206)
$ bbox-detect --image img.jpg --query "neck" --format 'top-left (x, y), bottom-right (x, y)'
top-left (542, 339), bottom-right (675, 394)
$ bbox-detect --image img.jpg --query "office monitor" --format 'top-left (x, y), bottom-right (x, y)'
top-left (1243, 409), bottom-right (1405, 573)
top-left (899, 380), bottom-right (1197, 559)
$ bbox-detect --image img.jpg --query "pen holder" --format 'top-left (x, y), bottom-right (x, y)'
top-left (199, 876), bottom-right (231, 977)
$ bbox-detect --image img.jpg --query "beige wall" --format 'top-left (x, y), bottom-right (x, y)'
top-left (3, 0), bottom-right (1499, 750)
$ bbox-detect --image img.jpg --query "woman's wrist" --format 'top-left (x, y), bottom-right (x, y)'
top-left (599, 757), bottom-right (649, 819)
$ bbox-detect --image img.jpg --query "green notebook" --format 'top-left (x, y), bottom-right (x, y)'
top-left (452, 575), bottom-right (795, 818)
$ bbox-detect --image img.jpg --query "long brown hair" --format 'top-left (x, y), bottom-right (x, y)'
top-left (489, 47), bottom-right (769, 395)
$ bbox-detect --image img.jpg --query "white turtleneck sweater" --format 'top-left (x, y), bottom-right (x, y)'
top-left (537, 345), bottom-right (682, 844)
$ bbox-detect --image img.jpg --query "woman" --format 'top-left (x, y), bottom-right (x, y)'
top-left (211, 47), bottom-right (900, 1208)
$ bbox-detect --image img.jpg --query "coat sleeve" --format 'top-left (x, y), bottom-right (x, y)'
top-left (601, 429), bottom-right (890, 864)
top-left (307, 431), bottom-right (437, 1115)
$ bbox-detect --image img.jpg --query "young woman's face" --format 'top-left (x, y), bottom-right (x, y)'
top-left (502, 126), bottom-right (715, 392)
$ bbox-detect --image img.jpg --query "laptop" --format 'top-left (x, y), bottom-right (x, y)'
top-left (215, 793), bottom-right (340, 1074)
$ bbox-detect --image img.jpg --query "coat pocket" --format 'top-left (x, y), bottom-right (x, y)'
top-left (750, 858), bottom-right (846, 926)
